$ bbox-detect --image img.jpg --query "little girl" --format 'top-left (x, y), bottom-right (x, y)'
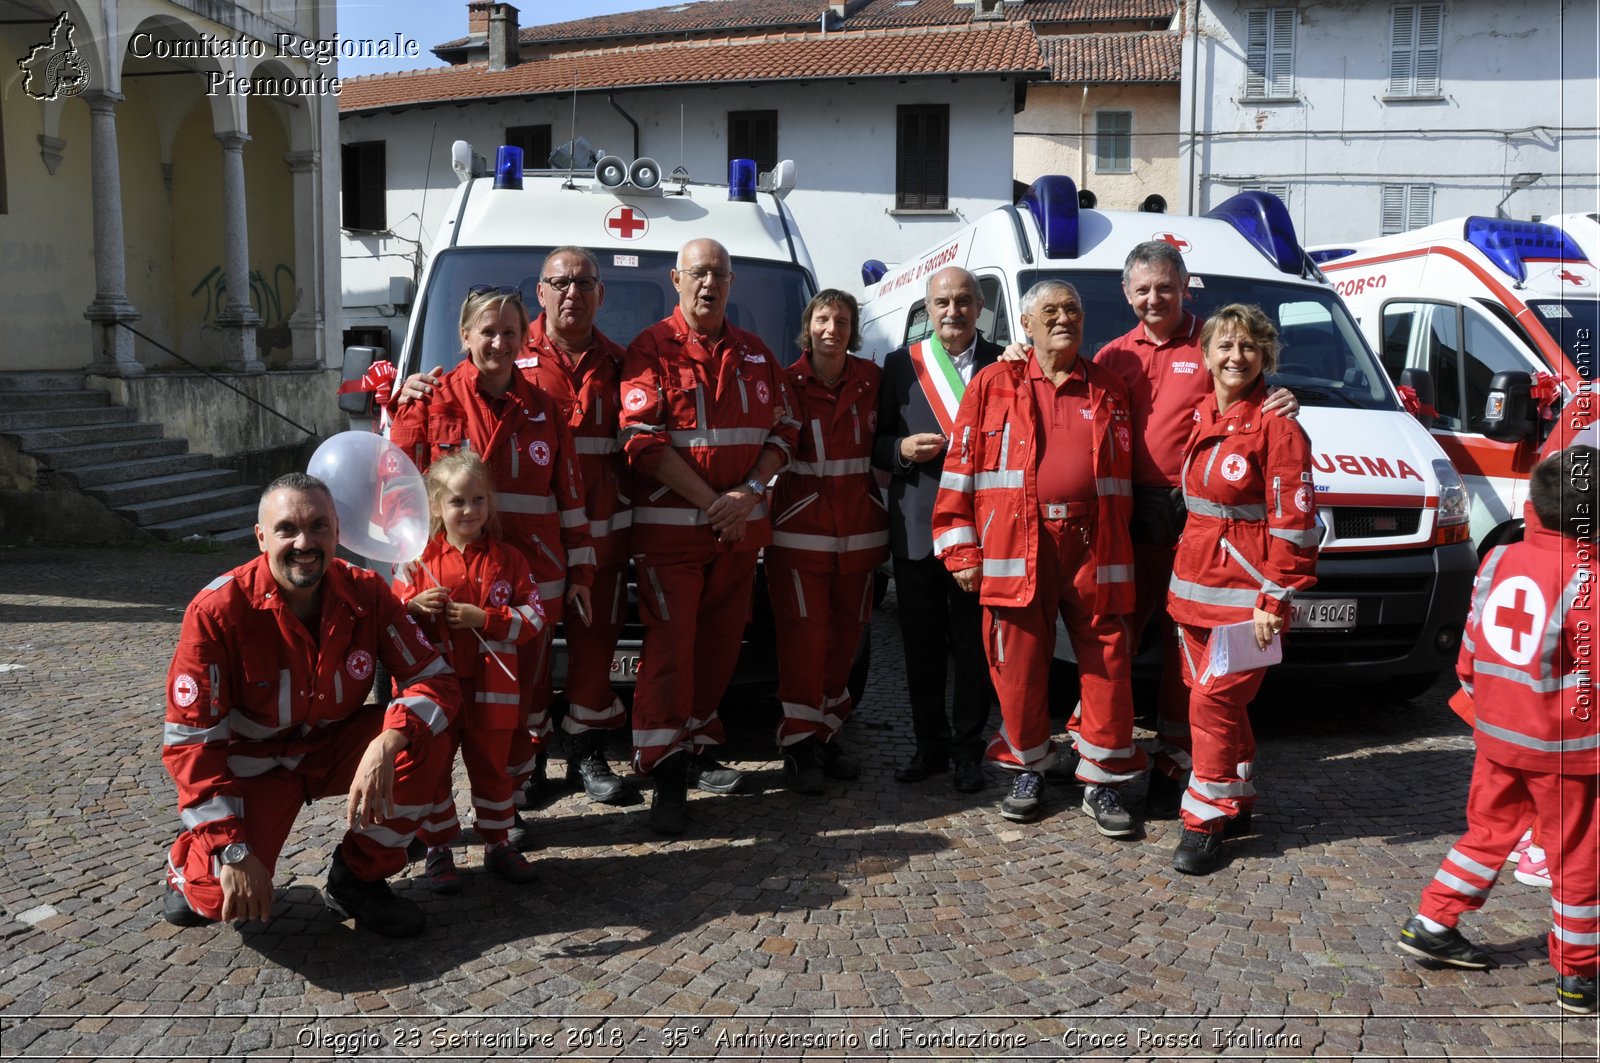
top-left (396, 451), bottom-right (544, 891)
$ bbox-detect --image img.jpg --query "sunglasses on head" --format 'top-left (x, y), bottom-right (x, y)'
top-left (468, 284), bottom-right (523, 298)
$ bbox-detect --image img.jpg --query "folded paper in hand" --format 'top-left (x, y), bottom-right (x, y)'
top-left (1209, 620), bottom-right (1282, 676)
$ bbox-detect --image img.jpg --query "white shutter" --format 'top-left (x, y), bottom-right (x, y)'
top-left (1268, 7), bottom-right (1296, 97)
top-left (1406, 184), bottom-right (1434, 230)
top-left (1414, 3), bottom-right (1442, 95)
top-left (1245, 9), bottom-right (1268, 98)
top-left (1381, 185), bottom-right (1406, 235)
top-left (1388, 6), bottom-right (1415, 96)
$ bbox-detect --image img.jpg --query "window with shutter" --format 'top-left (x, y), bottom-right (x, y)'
top-left (342, 141), bottom-right (386, 232)
top-left (1094, 111), bottom-right (1133, 173)
top-left (506, 125), bottom-right (552, 169)
top-left (728, 111), bottom-right (779, 174)
top-left (1241, 181), bottom-right (1291, 206)
top-left (1245, 8), bottom-right (1296, 99)
top-left (1388, 4), bottom-right (1443, 97)
top-left (896, 105), bottom-right (950, 210)
top-left (1381, 184), bottom-right (1433, 234)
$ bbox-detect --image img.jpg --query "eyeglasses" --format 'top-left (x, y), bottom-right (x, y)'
top-left (541, 275), bottom-right (600, 293)
top-left (1037, 303), bottom-right (1084, 321)
top-left (468, 284), bottom-right (523, 299)
top-left (679, 267), bottom-right (732, 284)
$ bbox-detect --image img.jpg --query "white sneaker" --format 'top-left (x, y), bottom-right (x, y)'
top-left (1513, 846), bottom-right (1552, 889)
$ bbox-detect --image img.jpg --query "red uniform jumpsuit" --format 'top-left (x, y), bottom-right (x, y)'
top-left (163, 556), bottom-right (459, 920)
top-left (1167, 379), bottom-right (1318, 832)
top-left (1095, 313), bottom-right (1211, 781)
top-left (1420, 524), bottom-right (1600, 978)
top-left (518, 314), bottom-right (632, 736)
top-left (395, 534), bottom-right (545, 847)
top-left (765, 353), bottom-right (890, 748)
top-left (389, 360), bottom-right (594, 782)
top-left (618, 307), bottom-right (800, 773)
top-left (931, 355), bottom-right (1143, 781)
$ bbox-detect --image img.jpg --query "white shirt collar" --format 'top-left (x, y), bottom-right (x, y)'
top-left (947, 336), bottom-right (979, 381)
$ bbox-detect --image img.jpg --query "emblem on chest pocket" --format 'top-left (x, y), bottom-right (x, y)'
top-left (1221, 454), bottom-right (1248, 482)
top-left (345, 650), bottom-right (374, 681)
top-left (756, 380), bottom-right (770, 404)
top-left (1115, 424), bottom-right (1131, 452)
top-left (528, 440), bottom-right (551, 466)
top-left (489, 579), bottom-right (513, 606)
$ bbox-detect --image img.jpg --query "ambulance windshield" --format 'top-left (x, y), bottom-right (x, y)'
top-left (408, 248), bottom-right (816, 373)
top-left (1526, 299), bottom-right (1600, 382)
top-left (1016, 270), bottom-right (1396, 411)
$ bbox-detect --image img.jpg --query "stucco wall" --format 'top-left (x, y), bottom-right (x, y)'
top-left (1015, 82), bottom-right (1179, 211)
top-left (89, 367), bottom-right (345, 458)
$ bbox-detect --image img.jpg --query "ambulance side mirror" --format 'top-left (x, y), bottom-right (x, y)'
top-left (1398, 367), bottom-right (1436, 429)
top-left (339, 346), bottom-right (384, 416)
top-left (1480, 370), bottom-right (1537, 444)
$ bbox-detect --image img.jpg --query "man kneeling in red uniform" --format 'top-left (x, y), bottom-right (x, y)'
top-left (161, 474), bottom-right (460, 937)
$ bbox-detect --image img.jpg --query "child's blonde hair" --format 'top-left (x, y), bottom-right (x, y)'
top-left (426, 450), bottom-right (501, 540)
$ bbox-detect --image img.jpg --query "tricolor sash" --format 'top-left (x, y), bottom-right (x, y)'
top-left (907, 336), bottom-right (966, 437)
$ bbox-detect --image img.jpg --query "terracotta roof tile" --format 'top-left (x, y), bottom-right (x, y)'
top-left (1039, 31), bottom-right (1179, 82)
top-left (343, 24), bottom-right (1047, 113)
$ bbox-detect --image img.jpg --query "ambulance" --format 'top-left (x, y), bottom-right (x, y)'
top-left (340, 142), bottom-right (820, 694)
top-left (858, 176), bottom-right (1477, 699)
top-left (1310, 217), bottom-right (1600, 552)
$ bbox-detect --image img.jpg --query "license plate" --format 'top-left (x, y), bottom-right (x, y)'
top-left (1291, 598), bottom-right (1357, 630)
top-left (610, 649), bottom-right (643, 683)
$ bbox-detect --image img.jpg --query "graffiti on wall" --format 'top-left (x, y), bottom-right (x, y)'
top-left (190, 263), bottom-right (296, 355)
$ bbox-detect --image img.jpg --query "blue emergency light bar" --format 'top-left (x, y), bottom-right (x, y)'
top-left (494, 145), bottom-right (523, 190)
top-left (1308, 248), bottom-right (1356, 265)
top-left (1205, 192), bottom-right (1303, 275)
top-left (1463, 217), bottom-right (1587, 284)
top-left (861, 259), bottom-right (888, 286)
top-left (728, 158), bottom-right (758, 203)
top-left (1019, 176), bottom-right (1081, 259)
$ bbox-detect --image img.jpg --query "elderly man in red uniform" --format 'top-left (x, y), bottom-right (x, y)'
top-left (161, 474), bottom-right (459, 937)
top-left (933, 280), bottom-right (1145, 830)
top-left (618, 237), bottom-right (800, 834)
top-left (516, 245), bottom-right (635, 805)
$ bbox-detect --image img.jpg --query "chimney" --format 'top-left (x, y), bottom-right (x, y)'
top-left (468, 1), bottom-right (492, 36)
top-left (972, 0), bottom-right (1005, 20)
top-left (828, 0), bottom-right (869, 21)
top-left (488, 3), bottom-right (520, 71)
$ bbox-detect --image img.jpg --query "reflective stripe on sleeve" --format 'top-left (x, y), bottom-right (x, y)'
top-left (932, 525), bottom-right (978, 554)
top-left (666, 427), bottom-right (771, 448)
top-left (163, 720), bottom-right (231, 746)
top-left (180, 794), bottom-right (243, 830)
top-left (939, 471), bottom-right (973, 493)
top-left (1269, 527), bottom-right (1321, 548)
top-left (1187, 498), bottom-right (1267, 520)
top-left (1094, 477), bottom-right (1132, 498)
top-left (392, 695), bottom-right (450, 735)
top-left (572, 436), bottom-right (620, 455)
top-left (982, 557), bottom-right (1027, 578)
top-left (788, 457), bottom-right (873, 478)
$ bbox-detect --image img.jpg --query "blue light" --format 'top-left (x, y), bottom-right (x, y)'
top-left (1308, 248), bottom-right (1356, 265)
top-left (493, 145), bottom-right (523, 190)
top-left (1463, 217), bottom-right (1587, 283)
top-left (1019, 176), bottom-right (1080, 259)
top-left (1205, 192), bottom-right (1302, 274)
top-left (728, 158), bottom-right (757, 203)
top-left (861, 259), bottom-right (888, 286)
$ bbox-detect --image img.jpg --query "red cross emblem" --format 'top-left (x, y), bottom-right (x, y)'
top-left (605, 205), bottom-right (648, 241)
top-left (1483, 576), bottom-right (1545, 666)
top-left (1155, 232), bottom-right (1191, 253)
top-left (1557, 269), bottom-right (1589, 287)
top-left (1493, 587), bottom-right (1538, 656)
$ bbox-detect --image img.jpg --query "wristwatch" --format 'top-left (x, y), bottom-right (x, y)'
top-left (218, 842), bottom-right (252, 866)
top-left (743, 478), bottom-right (766, 497)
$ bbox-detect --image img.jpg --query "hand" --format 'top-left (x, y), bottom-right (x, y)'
top-left (397, 367), bottom-right (443, 406)
top-left (444, 602), bottom-right (487, 630)
top-left (408, 587), bottom-right (448, 617)
top-left (717, 516), bottom-right (747, 544)
top-left (218, 852), bottom-right (273, 924)
top-left (347, 728), bottom-right (408, 828)
top-left (566, 584), bottom-right (592, 627)
top-left (899, 432), bottom-right (949, 464)
top-left (1252, 607), bottom-right (1283, 650)
top-left (1263, 385), bottom-right (1300, 420)
top-left (705, 487), bottom-right (759, 532)
top-left (999, 342), bottom-right (1029, 363)
top-left (952, 566), bottom-right (980, 593)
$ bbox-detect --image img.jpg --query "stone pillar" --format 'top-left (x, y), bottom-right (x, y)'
top-left (215, 132), bottom-right (263, 373)
top-left (82, 90), bottom-right (143, 377)
top-left (283, 150), bottom-right (323, 369)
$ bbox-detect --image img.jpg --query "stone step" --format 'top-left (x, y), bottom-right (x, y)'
top-left (0, 389), bottom-right (112, 411)
top-left (0, 371), bottom-right (86, 391)
top-left (31, 437), bottom-right (190, 470)
top-left (117, 484), bottom-right (262, 527)
top-left (0, 404), bottom-right (133, 431)
top-left (55, 452), bottom-right (216, 488)
top-left (144, 503), bottom-right (260, 541)
top-left (87, 468), bottom-right (243, 508)
top-left (6, 420), bottom-right (164, 451)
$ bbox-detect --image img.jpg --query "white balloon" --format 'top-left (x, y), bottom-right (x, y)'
top-left (307, 431), bottom-right (430, 564)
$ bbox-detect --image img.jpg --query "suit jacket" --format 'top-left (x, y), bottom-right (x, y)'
top-left (873, 334), bottom-right (1003, 560)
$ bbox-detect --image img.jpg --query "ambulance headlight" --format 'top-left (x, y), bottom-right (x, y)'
top-left (1433, 459), bottom-right (1471, 544)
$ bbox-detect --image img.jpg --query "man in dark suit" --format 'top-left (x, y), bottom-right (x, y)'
top-left (873, 266), bottom-right (999, 793)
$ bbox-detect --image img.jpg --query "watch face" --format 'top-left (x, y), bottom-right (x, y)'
top-left (220, 843), bottom-right (249, 865)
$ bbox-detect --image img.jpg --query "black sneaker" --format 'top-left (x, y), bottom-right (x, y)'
top-left (649, 755), bottom-right (689, 835)
top-left (507, 811), bottom-right (538, 853)
top-left (1396, 916), bottom-right (1497, 969)
top-left (1172, 827), bottom-right (1223, 875)
top-left (818, 740), bottom-right (860, 781)
top-left (1556, 973), bottom-right (1598, 1015)
top-left (1144, 771), bottom-right (1184, 819)
top-left (162, 881), bottom-right (216, 927)
top-left (953, 758), bottom-right (986, 794)
top-left (999, 771), bottom-right (1044, 822)
top-left (783, 740), bottom-right (826, 795)
top-left (1223, 810), bottom-right (1253, 838)
top-left (323, 844), bottom-right (425, 938)
top-left (686, 752), bottom-right (745, 794)
top-left (566, 732), bottom-right (630, 804)
top-left (1082, 785), bottom-right (1138, 838)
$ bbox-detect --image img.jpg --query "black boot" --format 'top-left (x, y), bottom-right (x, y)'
top-left (323, 844), bottom-right (425, 938)
top-left (783, 739), bottom-right (826, 795)
top-left (649, 754), bottom-right (689, 835)
top-left (566, 731), bottom-right (630, 804)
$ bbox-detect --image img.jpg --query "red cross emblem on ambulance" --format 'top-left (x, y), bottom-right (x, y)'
top-left (1557, 269), bottom-right (1590, 287)
top-left (606, 205), bottom-right (648, 241)
top-left (1155, 232), bottom-right (1191, 253)
top-left (1483, 576), bottom-right (1546, 666)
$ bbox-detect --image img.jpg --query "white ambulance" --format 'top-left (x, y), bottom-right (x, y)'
top-left (1311, 217), bottom-right (1600, 551)
top-left (859, 177), bottom-right (1477, 699)
top-left (341, 142), bottom-right (820, 694)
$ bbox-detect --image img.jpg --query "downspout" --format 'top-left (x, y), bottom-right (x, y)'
top-left (1079, 84), bottom-right (1089, 194)
top-left (1185, 0), bottom-right (1201, 212)
top-left (609, 93), bottom-right (640, 160)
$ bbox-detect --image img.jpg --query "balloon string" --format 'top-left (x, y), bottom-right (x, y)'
top-left (416, 558), bottom-right (519, 683)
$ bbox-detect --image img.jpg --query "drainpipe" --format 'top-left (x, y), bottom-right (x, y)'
top-left (609, 93), bottom-right (640, 160)
top-left (1079, 84), bottom-right (1089, 195)
top-left (1186, 0), bottom-right (1201, 211)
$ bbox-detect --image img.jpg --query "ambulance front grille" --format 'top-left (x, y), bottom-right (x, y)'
top-left (1331, 507), bottom-right (1421, 539)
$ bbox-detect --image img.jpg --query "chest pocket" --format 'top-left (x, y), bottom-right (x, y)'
top-left (978, 407), bottom-right (1013, 472)
top-left (428, 409), bottom-right (470, 462)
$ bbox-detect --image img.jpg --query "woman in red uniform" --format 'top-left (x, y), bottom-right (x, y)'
top-left (766, 290), bottom-right (890, 794)
top-left (389, 287), bottom-right (593, 831)
top-left (1166, 304), bottom-right (1318, 875)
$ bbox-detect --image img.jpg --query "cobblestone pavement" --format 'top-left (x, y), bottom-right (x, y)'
top-left (0, 542), bottom-right (1596, 1061)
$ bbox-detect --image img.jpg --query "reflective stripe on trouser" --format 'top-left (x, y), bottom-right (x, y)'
top-left (982, 517), bottom-right (1145, 781)
top-left (1131, 539), bottom-right (1192, 778)
top-left (630, 547), bottom-right (759, 775)
top-left (166, 706), bottom-right (448, 920)
top-left (1419, 751), bottom-right (1600, 977)
top-left (506, 631), bottom-right (554, 788)
top-left (561, 561), bottom-right (629, 735)
top-left (1174, 622), bottom-right (1263, 832)
top-left (767, 561), bottom-right (873, 747)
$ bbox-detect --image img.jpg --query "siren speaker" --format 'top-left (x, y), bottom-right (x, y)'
top-left (595, 155), bottom-right (628, 188)
top-left (628, 157), bottom-right (661, 190)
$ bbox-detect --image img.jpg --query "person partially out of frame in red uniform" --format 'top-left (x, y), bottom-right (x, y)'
top-left (161, 474), bottom-right (460, 938)
top-left (618, 237), bottom-right (800, 834)
top-left (1398, 445), bottom-right (1599, 1016)
top-left (767, 289), bottom-right (890, 794)
top-left (1166, 304), bottom-right (1318, 876)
